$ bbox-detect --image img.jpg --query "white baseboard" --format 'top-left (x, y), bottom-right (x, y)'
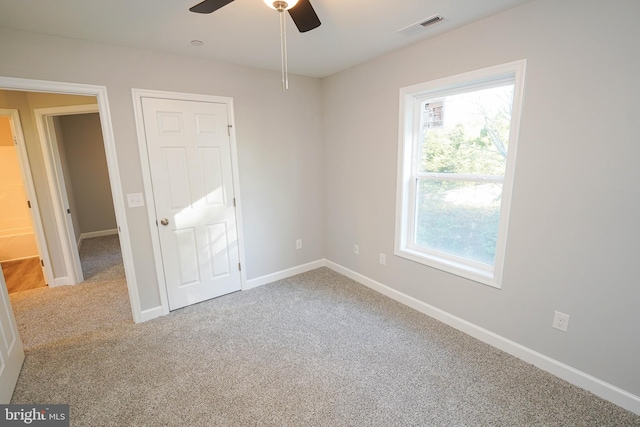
top-left (80, 229), bottom-right (118, 241)
top-left (137, 259), bottom-right (326, 323)
top-left (244, 259), bottom-right (326, 291)
top-left (128, 257), bottom-right (640, 414)
top-left (139, 306), bottom-right (164, 323)
top-left (51, 276), bottom-right (73, 287)
top-left (324, 259), bottom-right (640, 416)
top-left (78, 229), bottom-right (118, 251)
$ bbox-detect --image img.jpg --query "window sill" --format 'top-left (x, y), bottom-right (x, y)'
top-left (394, 246), bottom-right (502, 289)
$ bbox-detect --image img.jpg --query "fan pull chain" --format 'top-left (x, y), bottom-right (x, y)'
top-left (279, 9), bottom-right (289, 90)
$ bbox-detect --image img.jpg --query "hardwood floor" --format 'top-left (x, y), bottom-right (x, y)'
top-left (1, 257), bottom-right (47, 294)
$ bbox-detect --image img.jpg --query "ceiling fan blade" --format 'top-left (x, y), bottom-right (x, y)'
top-left (189, 0), bottom-right (235, 14)
top-left (288, 0), bottom-right (321, 33)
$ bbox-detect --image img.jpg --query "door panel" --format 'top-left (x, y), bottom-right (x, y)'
top-left (141, 98), bottom-right (241, 310)
top-left (0, 266), bottom-right (24, 403)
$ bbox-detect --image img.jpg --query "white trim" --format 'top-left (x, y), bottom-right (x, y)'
top-left (131, 88), bottom-right (247, 317)
top-left (0, 109), bottom-right (55, 286)
top-left (0, 75), bottom-right (143, 324)
top-left (79, 229), bottom-right (119, 240)
top-left (324, 260), bottom-right (640, 415)
top-left (53, 277), bottom-right (73, 287)
top-left (35, 104), bottom-right (99, 116)
top-left (395, 59), bottom-right (527, 289)
top-left (134, 259), bottom-right (327, 322)
top-left (226, 98), bottom-right (249, 292)
top-left (139, 306), bottom-right (164, 323)
top-left (245, 259), bottom-right (326, 290)
top-left (34, 105), bottom-right (100, 285)
top-left (78, 228), bottom-right (119, 251)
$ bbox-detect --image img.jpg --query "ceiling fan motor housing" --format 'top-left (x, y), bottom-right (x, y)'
top-left (265, 0), bottom-right (298, 11)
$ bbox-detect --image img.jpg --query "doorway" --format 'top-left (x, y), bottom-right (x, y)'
top-left (35, 104), bottom-right (118, 286)
top-left (0, 113), bottom-right (46, 293)
top-left (0, 76), bottom-right (143, 324)
top-left (0, 92), bottom-right (125, 301)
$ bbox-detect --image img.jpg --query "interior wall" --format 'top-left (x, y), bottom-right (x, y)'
top-left (57, 113), bottom-right (116, 235)
top-left (52, 116), bottom-right (81, 242)
top-left (0, 116), bottom-right (11, 145)
top-left (322, 0), bottom-right (640, 398)
top-left (0, 27), bottom-right (325, 310)
top-left (0, 116), bottom-right (37, 262)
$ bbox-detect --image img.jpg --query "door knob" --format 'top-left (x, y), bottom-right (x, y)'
top-left (160, 218), bottom-right (169, 226)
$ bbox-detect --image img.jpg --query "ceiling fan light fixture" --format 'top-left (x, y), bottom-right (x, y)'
top-left (189, 0), bottom-right (321, 89)
top-left (263, 0), bottom-right (299, 11)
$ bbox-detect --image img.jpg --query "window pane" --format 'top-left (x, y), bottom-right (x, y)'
top-left (415, 179), bottom-right (502, 265)
top-left (419, 85), bottom-right (514, 175)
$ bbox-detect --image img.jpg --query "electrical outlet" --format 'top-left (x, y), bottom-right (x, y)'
top-left (296, 239), bottom-right (302, 250)
top-left (354, 244), bottom-right (359, 255)
top-left (552, 311), bottom-right (570, 332)
top-left (379, 253), bottom-right (386, 265)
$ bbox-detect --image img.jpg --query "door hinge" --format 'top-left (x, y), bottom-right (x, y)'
top-left (41, 259), bottom-right (44, 267)
top-left (233, 198), bottom-right (236, 207)
top-left (228, 124), bottom-right (232, 136)
top-left (27, 200), bottom-right (31, 209)
top-left (238, 263), bottom-right (241, 271)
top-left (67, 208), bottom-right (71, 214)
top-left (13, 137), bottom-right (18, 145)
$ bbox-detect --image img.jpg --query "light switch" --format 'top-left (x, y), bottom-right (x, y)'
top-left (127, 193), bottom-right (145, 208)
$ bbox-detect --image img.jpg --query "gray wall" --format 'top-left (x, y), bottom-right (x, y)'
top-left (323, 0), bottom-right (640, 397)
top-left (58, 113), bottom-right (117, 235)
top-left (0, 26), bottom-right (325, 311)
top-left (53, 115), bottom-right (81, 243)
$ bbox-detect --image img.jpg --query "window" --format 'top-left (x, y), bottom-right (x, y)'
top-left (395, 60), bottom-right (526, 288)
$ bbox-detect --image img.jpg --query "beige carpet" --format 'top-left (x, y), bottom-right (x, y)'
top-left (79, 234), bottom-right (126, 284)
top-left (9, 234), bottom-right (132, 349)
top-left (9, 263), bottom-right (640, 426)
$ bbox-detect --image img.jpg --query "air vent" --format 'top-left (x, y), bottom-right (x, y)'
top-left (420, 15), bottom-right (444, 28)
top-left (397, 14), bottom-right (445, 36)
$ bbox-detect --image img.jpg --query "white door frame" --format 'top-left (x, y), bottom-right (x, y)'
top-left (0, 108), bottom-right (54, 286)
top-left (132, 88), bottom-right (247, 315)
top-left (0, 75), bottom-right (144, 323)
top-left (34, 104), bottom-right (100, 286)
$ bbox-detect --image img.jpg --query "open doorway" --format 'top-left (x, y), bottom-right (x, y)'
top-left (0, 113), bottom-right (46, 293)
top-left (0, 85), bottom-right (139, 348)
top-left (35, 104), bottom-right (119, 286)
top-left (0, 91), bottom-right (120, 290)
top-left (46, 110), bottom-right (124, 288)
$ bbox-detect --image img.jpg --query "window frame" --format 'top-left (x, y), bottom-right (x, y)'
top-left (395, 60), bottom-right (527, 288)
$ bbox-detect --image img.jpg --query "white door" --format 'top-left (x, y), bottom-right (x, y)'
top-left (141, 98), bottom-right (241, 310)
top-left (0, 266), bottom-right (24, 403)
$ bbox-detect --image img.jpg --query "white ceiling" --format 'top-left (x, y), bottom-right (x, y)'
top-left (0, 0), bottom-right (533, 78)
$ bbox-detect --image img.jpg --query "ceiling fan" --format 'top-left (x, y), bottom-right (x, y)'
top-left (190, 0), bottom-right (322, 89)
top-left (190, 0), bottom-right (321, 33)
